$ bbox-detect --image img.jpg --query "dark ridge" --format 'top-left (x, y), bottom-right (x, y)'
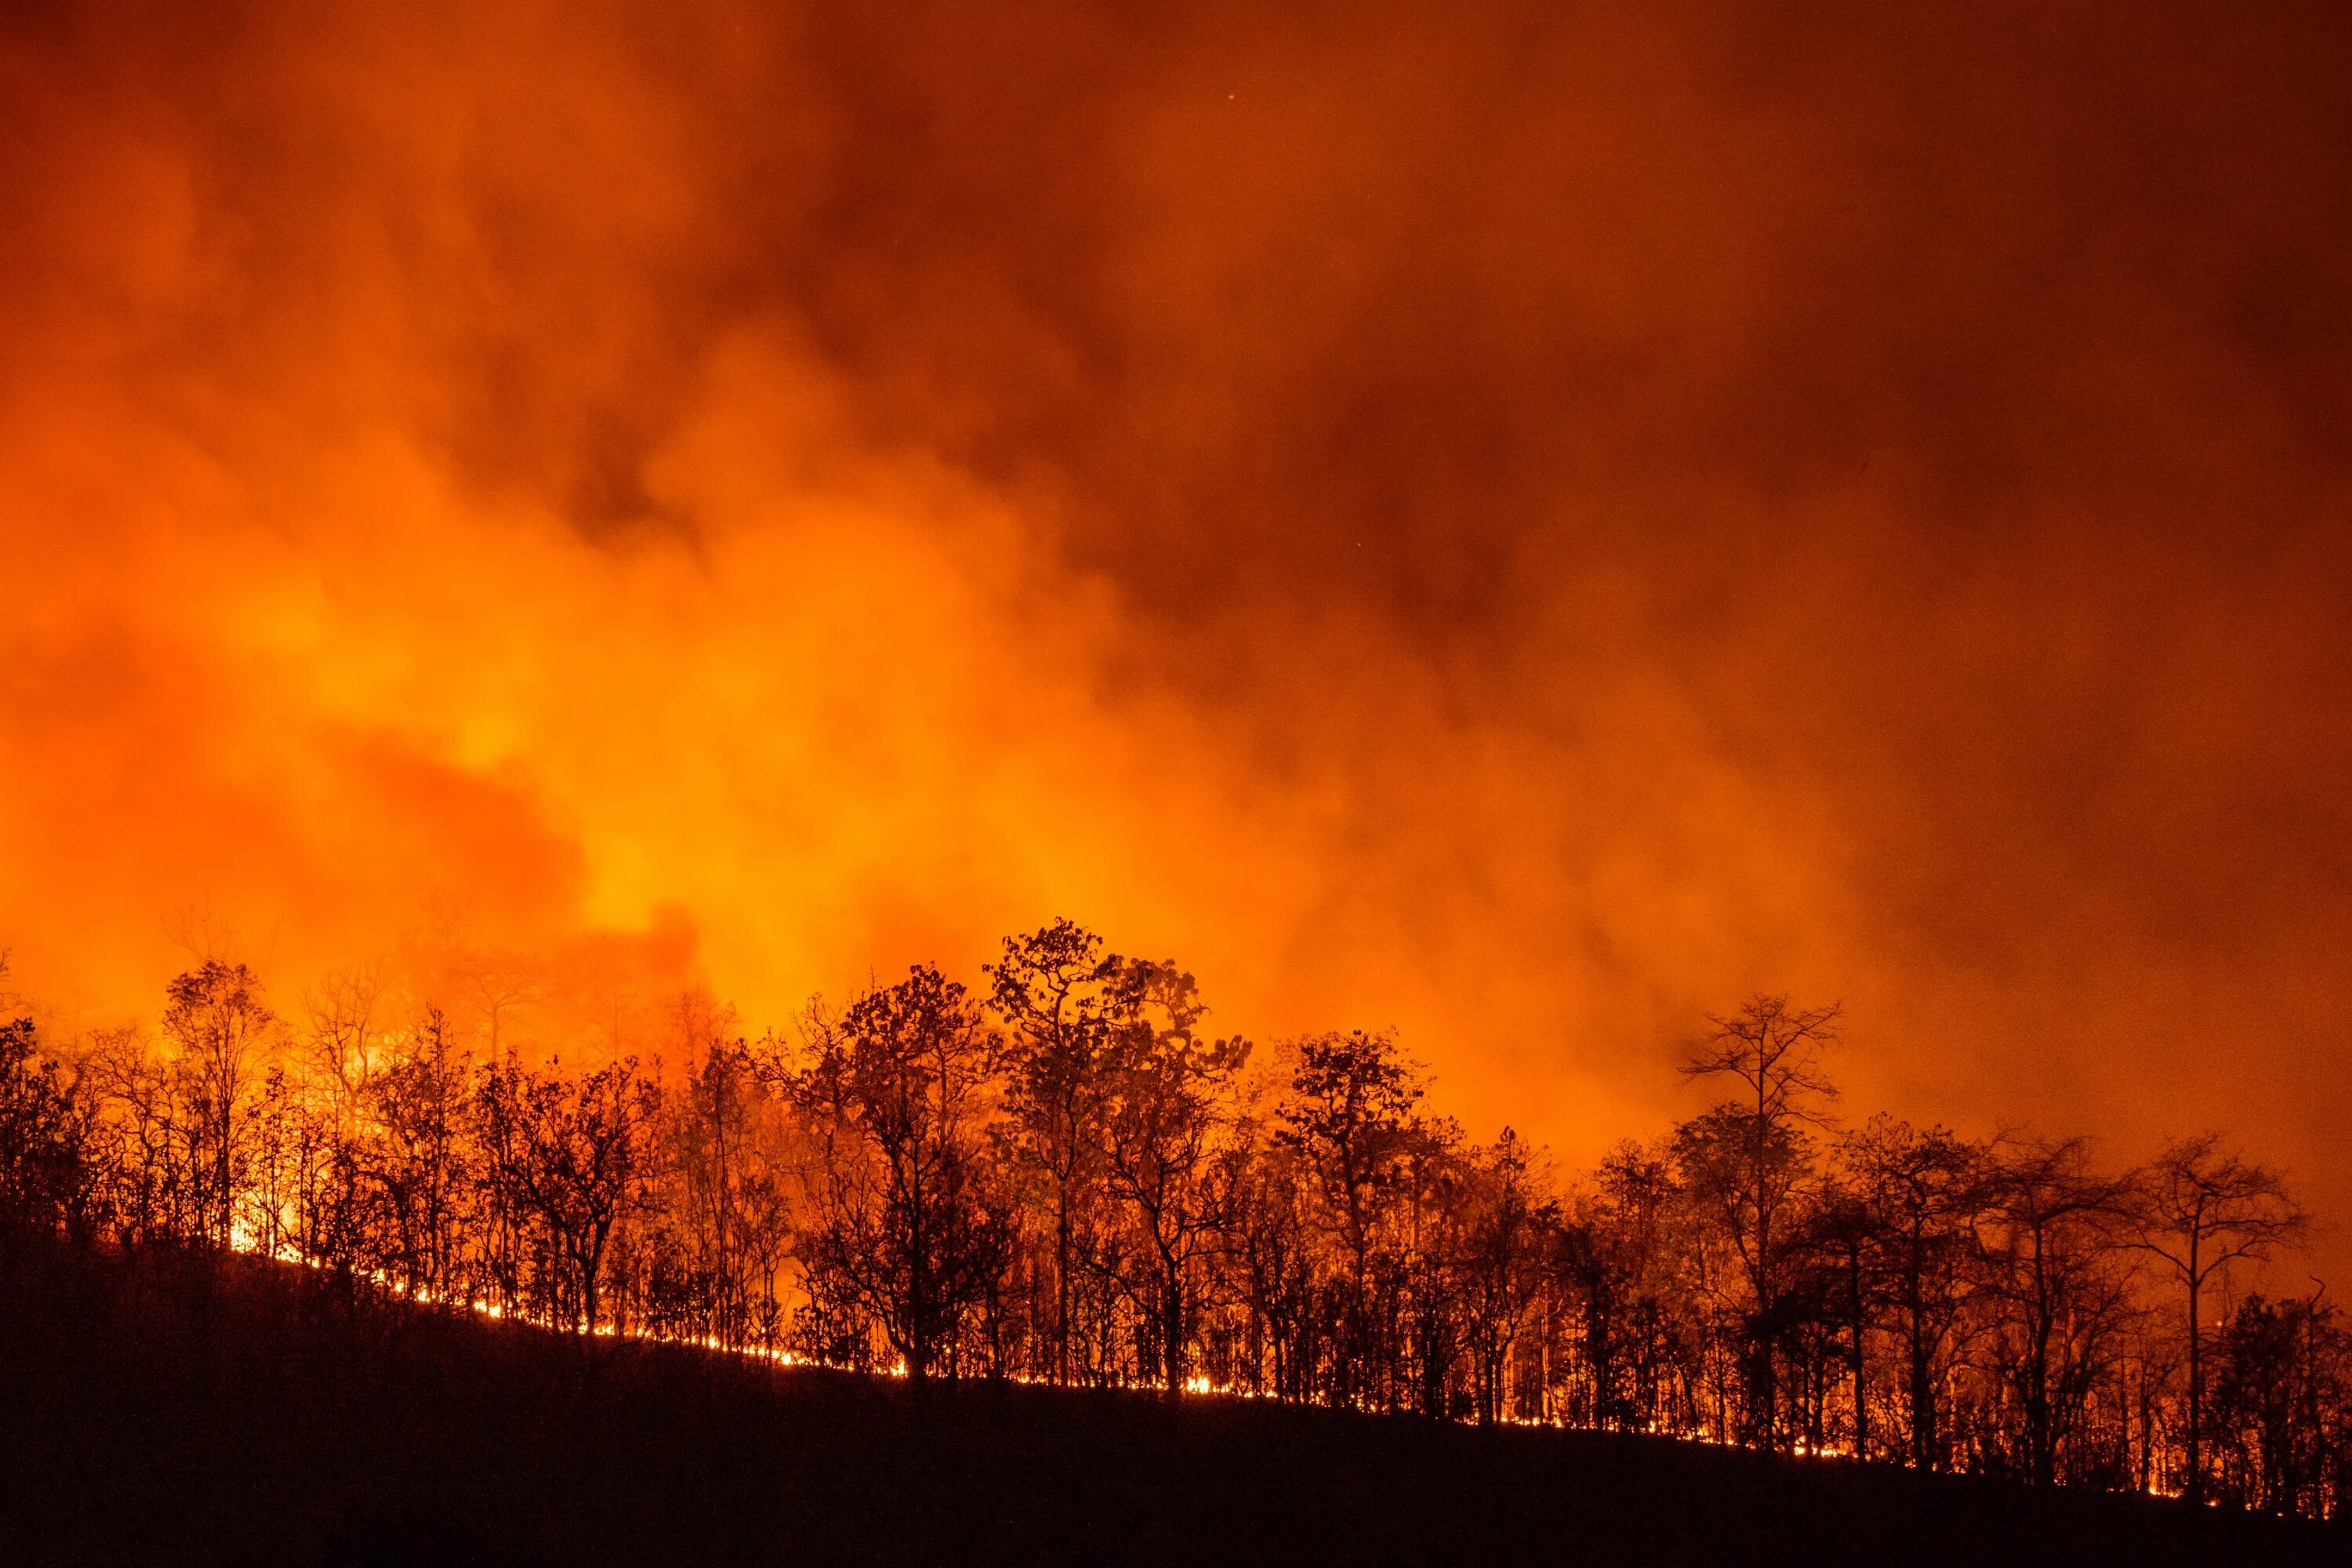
top-left (0, 1241), bottom-right (2335, 1568)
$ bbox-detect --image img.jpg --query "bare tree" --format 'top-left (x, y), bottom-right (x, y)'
top-left (1838, 1116), bottom-right (1990, 1470)
top-left (2131, 1133), bottom-right (2307, 1503)
top-left (82, 1025), bottom-right (188, 1250)
top-left (454, 946), bottom-right (546, 1060)
top-left (304, 960), bottom-right (388, 1116)
top-left (1983, 1136), bottom-right (2136, 1488)
top-left (1676, 996), bottom-right (1840, 1446)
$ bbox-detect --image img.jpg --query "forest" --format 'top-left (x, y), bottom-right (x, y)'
top-left (0, 923), bottom-right (2340, 1525)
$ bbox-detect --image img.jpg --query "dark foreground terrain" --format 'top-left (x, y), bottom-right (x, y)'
top-left (0, 1244), bottom-right (2337, 1566)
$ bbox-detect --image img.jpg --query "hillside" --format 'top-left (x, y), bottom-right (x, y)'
top-left (0, 1243), bottom-right (2335, 1567)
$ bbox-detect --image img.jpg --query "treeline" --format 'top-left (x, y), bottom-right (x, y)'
top-left (0, 929), bottom-right (2342, 1522)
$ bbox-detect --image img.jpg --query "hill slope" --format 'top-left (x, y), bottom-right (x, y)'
top-left (0, 1244), bottom-right (2336, 1566)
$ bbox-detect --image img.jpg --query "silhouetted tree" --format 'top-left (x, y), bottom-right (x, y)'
top-left (1675, 996), bottom-right (1839, 1447)
top-left (1279, 1029), bottom-right (1425, 1408)
top-left (366, 1006), bottom-right (474, 1301)
top-left (1839, 1116), bottom-right (1988, 1470)
top-left (1098, 957), bottom-right (1248, 1394)
top-left (1980, 1137), bottom-right (2135, 1488)
top-left (2209, 1291), bottom-right (2348, 1516)
top-left (1457, 1128), bottom-right (1552, 1426)
top-left (303, 960), bottom-right (388, 1119)
top-left (789, 966), bottom-right (1011, 1381)
top-left (1225, 1109), bottom-right (1317, 1399)
top-left (986, 920), bottom-right (1122, 1385)
top-left (83, 1025), bottom-right (190, 1250)
top-left (659, 996), bottom-right (794, 1347)
top-left (11, 927), bottom-right (2350, 1523)
top-left (1560, 1140), bottom-right (1693, 1433)
top-left (0, 1016), bottom-right (93, 1247)
top-left (161, 960), bottom-right (278, 1249)
top-left (475, 1054), bottom-right (660, 1332)
top-left (2131, 1133), bottom-right (2307, 1504)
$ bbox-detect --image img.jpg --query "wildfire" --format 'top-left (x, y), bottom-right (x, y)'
top-left (227, 1227), bottom-right (815, 1367)
top-left (3, 0), bottom-right (2347, 1526)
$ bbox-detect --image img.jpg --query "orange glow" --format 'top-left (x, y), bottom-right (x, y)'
top-left (4, 2), bottom-right (2351, 1272)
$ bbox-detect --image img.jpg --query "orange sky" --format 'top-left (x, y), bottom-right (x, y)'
top-left (3, 2), bottom-right (2349, 1247)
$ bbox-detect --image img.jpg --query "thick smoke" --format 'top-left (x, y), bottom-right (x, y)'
top-left (3, 2), bottom-right (2349, 1240)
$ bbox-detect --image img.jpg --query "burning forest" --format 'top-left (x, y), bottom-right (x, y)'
top-left (4, 0), bottom-right (2351, 1561)
top-left (0, 934), bottom-right (2343, 1530)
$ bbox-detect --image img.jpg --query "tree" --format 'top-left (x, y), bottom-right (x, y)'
top-left (1098, 957), bottom-right (1247, 1395)
top-left (662, 991), bottom-right (794, 1347)
top-left (1801, 1173), bottom-right (1879, 1457)
top-left (1559, 1141), bottom-right (1686, 1433)
top-left (474, 1054), bottom-right (660, 1332)
top-left (365, 1006), bottom-right (474, 1301)
top-left (1394, 1117), bottom-right (1477, 1420)
top-left (673, 1013), bottom-right (744, 1334)
top-left (161, 961), bottom-right (278, 1250)
top-left (454, 945), bottom-right (547, 1060)
top-left (82, 1026), bottom-right (185, 1250)
top-left (0, 955), bottom-right (85, 1247)
top-left (0, 1016), bottom-right (93, 1247)
top-left (1225, 1111), bottom-right (1318, 1401)
top-left (2209, 1291), bottom-right (2349, 1516)
top-left (2131, 1133), bottom-right (2307, 1504)
top-left (985, 920), bottom-right (1123, 1385)
top-left (1675, 996), bottom-right (1839, 1446)
top-left (788, 965), bottom-right (1011, 1381)
top-left (1838, 1116), bottom-right (1990, 1471)
top-left (1278, 1029), bottom-right (1425, 1408)
top-left (1457, 1128), bottom-right (1552, 1426)
top-left (1981, 1137), bottom-right (2135, 1488)
top-left (303, 960), bottom-right (388, 1118)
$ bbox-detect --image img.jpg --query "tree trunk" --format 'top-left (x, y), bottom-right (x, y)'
top-left (1909, 1300), bottom-right (1936, 1470)
top-left (1054, 1195), bottom-right (1073, 1385)
top-left (1848, 1252), bottom-right (1868, 1457)
top-left (2183, 1258), bottom-right (2204, 1504)
top-left (1163, 1254), bottom-right (1185, 1396)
